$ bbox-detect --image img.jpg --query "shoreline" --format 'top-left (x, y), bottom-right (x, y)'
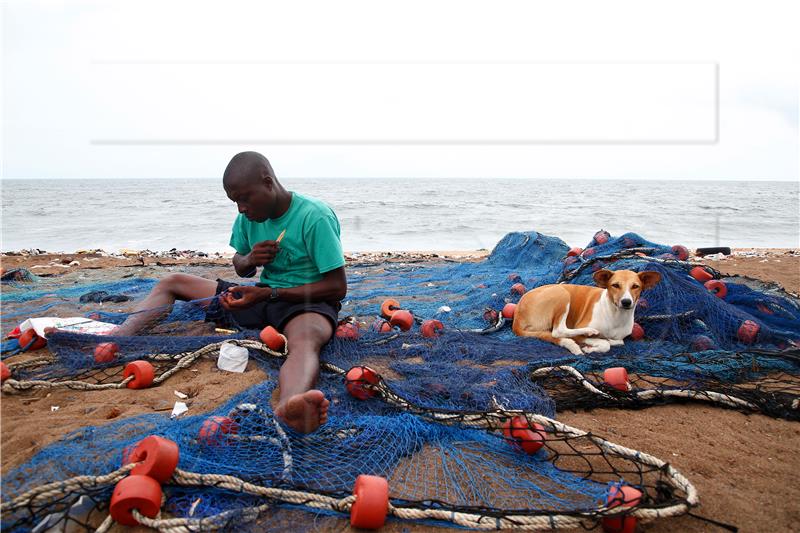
top-left (3, 246), bottom-right (799, 295)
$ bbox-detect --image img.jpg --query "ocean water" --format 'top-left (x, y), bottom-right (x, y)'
top-left (1, 178), bottom-right (798, 253)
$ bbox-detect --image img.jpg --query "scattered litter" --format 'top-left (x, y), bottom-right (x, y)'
top-left (170, 402), bottom-right (188, 418)
top-left (174, 390), bottom-right (189, 400)
top-left (437, 305), bottom-right (452, 313)
top-left (188, 498), bottom-right (201, 516)
top-left (50, 406), bottom-right (59, 412)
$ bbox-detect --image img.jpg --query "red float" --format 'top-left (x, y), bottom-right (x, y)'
top-left (502, 416), bottom-right (546, 455)
top-left (125, 435), bottom-right (180, 483)
top-left (689, 266), bottom-right (713, 283)
top-left (1, 362), bottom-right (10, 382)
top-left (482, 308), bottom-right (500, 324)
top-left (704, 279), bottom-right (728, 299)
top-left (350, 475), bottom-right (389, 529)
top-left (690, 335), bottom-right (715, 351)
top-left (198, 416), bottom-right (239, 445)
top-left (507, 273), bottom-right (522, 282)
top-left (567, 247), bottom-right (583, 257)
top-left (380, 299), bottom-right (401, 319)
top-left (737, 320), bottom-right (760, 344)
top-left (18, 328), bottom-right (47, 351)
top-left (335, 322), bottom-right (360, 340)
top-left (109, 475), bottom-right (163, 526)
top-left (581, 247), bottom-right (596, 258)
top-left (345, 366), bottom-right (380, 400)
top-left (602, 485), bottom-right (642, 533)
top-left (123, 361), bottom-right (155, 389)
top-left (593, 230), bottom-right (611, 245)
top-left (420, 319), bottom-right (444, 338)
top-left (628, 323), bottom-right (644, 341)
top-left (389, 310), bottom-right (414, 331)
top-left (260, 326), bottom-right (286, 351)
top-left (501, 303), bottom-right (517, 320)
top-left (371, 319), bottom-right (393, 333)
top-left (510, 283), bottom-right (527, 296)
top-left (671, 245), bottom-right (689, 261)
top-left (94, 342), bottom-right (120, 363)
top-left (603, 367), bottom-right (630, 392)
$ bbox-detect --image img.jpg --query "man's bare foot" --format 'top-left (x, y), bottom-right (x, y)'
top-left (274, 390), bottom-right (330, 434)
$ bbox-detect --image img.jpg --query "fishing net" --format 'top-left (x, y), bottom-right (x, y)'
top-left (1, 229), bottom-right (798, 531)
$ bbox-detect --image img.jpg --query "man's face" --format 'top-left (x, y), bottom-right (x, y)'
top-left (224, 178), bottom-right (274, 222)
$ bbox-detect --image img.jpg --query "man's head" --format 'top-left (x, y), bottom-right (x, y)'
top-left (223, 151), bottom-right (282, 222)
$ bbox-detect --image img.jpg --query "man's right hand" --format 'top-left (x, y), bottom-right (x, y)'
top-left (246, 240), bottom-right (279, 267)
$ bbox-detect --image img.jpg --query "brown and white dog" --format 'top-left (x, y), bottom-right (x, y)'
top-left (512, 269), bottom-right (661, 355)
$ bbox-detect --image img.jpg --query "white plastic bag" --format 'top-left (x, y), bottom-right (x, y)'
top-left (217, 342), bottom-right (249, 373)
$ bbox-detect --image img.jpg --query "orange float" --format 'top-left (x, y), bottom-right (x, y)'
top-left (350, 475), bottom-right (389, 529)
top-left (123, 361), bottom-right (155, 389)
top-left (345, 366), bottom-right (380, 400)
top-left (125, 435), bottom-right (179, 483)
top-left (94, 342), bottom-right (120, 363)
top-left (603, 367), bottom-right (630, 392)
top-left (260, 326), bottom-right (285, 351)
top-left (501, 303), bottom-right (517, 320)
top-left (109, 475), bottom-right (163, 526)
top-left (502, 416), bottom-right (546, 455)
top-left (510, 283), bottom-right (527, 296)
top-left (689, 266), bottom-right (713, 283)
top-left (1, 362), bottom-right (10, 382)
top-left (601, 485), bottom-right (642, 533)
top-left (380, 299), bottom-right (401, 319)
top-left (388, 310), bottom-right (414, 331)
top-left (18, 328), bottom-right (46, 351)
top-left (420, 319), bottom-right (444, 338)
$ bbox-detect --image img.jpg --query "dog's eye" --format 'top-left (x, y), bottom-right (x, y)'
top-left (632, 284), bottom-right (640, 289)
top-left (611, 283), bottom-right (621, 288)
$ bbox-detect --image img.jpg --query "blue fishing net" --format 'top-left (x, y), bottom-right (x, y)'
top-left (2, 229), bottom-right (799, 531)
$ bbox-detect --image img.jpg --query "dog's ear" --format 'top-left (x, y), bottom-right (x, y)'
top-left (638, 271), bottom-right (661, 290)
top-left (593, 269), bottom-right (613, 288)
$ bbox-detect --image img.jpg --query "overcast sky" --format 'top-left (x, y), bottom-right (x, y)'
top-left (2, 0), bottom-right (798, 180)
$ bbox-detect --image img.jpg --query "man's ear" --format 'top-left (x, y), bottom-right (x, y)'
top-left (593, 269), bottom-right (614, 288)
top-left (261, 172), bottom-right (274, 189)
top-left (638, 271), bottom-right (662, 290)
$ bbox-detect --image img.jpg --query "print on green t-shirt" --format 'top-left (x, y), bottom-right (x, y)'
top-left (229, 193), bottom-right (345, 288)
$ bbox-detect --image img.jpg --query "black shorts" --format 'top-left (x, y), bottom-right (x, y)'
top-left (205, 279), bottom-right (341, 334)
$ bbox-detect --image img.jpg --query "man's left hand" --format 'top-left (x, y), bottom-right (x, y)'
top-left (219, 285), bottom-right (267, 310)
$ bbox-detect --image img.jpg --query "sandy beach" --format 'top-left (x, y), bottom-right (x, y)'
top-left (1, 248), bottom-right (799, 532)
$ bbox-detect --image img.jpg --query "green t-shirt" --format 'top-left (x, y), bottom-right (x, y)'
top-left (229, 193), bottom-right (345, 288)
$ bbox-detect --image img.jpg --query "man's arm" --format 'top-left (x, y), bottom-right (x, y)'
top-left (232, 253), bottom-right (258, 278)
top-left (232, 240), bottom-right (280, 277)
top-left (221, 266), bottom-right (347, 309)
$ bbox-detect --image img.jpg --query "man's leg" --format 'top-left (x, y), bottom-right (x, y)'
top-left (273, 312), bottom-right (333, 433)
top-left (113, 274), bottom-right (218, 335)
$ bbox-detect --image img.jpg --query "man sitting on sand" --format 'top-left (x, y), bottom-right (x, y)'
top-left (112, 151), bottom-right (347, 433)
